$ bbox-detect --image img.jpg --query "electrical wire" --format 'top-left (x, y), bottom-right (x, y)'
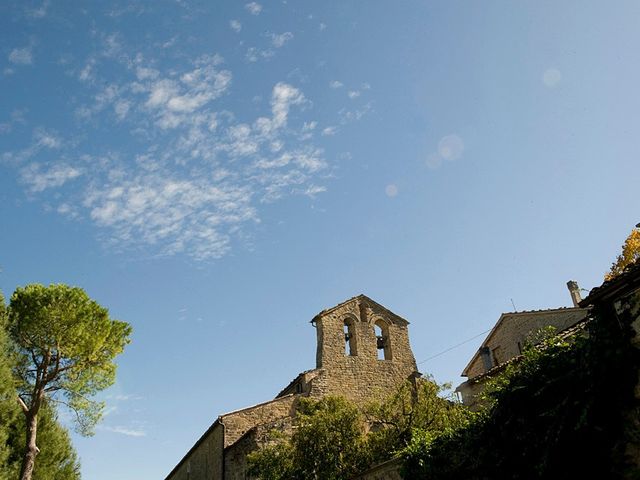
top-left (416, 328), bottom-right (492, 365)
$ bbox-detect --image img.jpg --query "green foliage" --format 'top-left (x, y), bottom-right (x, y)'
top-left (248, 379), bottom-right (470, 479)
top-left (9, 283), bottom-right (132, 435)
top-left (291, 397), bottom-right (368, 479)
top-left (4, 403), bottom-right (81, 480)
top-left (0, 292), bottom-right (20, 480)
top-left (364, 379), bottom-right (471, 465)
top-left (0, 291), bottom-right (80, 480)
top-left (402, 296), bottom-right (640, 479)
top-left (248, 396), bottom-right (368, 480)
top-left (246, 432), bottom-right (294, 480)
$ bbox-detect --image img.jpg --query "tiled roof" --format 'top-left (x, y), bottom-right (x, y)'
top-left (460, 307), bottom-right (587, 377)
top-left (580, 259), bottom-right (640, 307)
top-left (465, 318), bottom-right (590, 384)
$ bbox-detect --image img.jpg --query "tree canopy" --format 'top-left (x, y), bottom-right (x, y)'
top-left (8, 284), bottom-right (131, 480)
top-left (247, 379), bottom-right (469, 480)
top-left (248, 396), bottom-right (368, 480)
top-left (0, 291), bottom-right (81, 480)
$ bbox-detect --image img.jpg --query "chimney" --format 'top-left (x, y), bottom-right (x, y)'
top-left (567, 280), bottom-right (582, 307)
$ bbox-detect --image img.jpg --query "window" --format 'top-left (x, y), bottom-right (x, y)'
top-left (344, 319), bottom-right (357, 356)
top-left (374, 320), bottom-right (391, 360)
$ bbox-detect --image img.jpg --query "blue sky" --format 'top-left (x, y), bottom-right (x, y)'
top-left (1, 1), bottom-right (639, 478)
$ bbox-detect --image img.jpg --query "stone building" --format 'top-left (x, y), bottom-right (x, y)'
top-left (164, 294), bottom-right (419, 480)
top-left (456, 282), bottom-right (588, 406)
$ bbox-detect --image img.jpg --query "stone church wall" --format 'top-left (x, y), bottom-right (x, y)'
top-left (220, 394), bottom-right (298, 447)
top-left (165, 421), bottom-right (224, 480)
top-left (312, 297), bottom-right (418, 405)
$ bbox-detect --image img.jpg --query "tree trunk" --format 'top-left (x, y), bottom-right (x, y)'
top-left (19, 409), bottom-right (39, 480)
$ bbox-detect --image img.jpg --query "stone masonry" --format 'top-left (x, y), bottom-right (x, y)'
top-left (456, 303), bottom-right (588, 407)
top-left (164, 294), bottom-right (419, 480)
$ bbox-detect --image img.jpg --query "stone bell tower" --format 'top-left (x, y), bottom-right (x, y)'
top-left (309, 294), bottom-right (419, 404)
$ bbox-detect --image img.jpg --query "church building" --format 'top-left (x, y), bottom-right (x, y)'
top-left (164, 294), bottom-right (420, 480)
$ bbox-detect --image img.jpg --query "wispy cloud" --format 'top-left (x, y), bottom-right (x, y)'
top-left (11, 49), bottom-right (330, 260)
top-left (269, 32), bottom-right (293, 48)
top-left (245, 47), bottom-right (274, 63)
top-left (78, 58), bottom-right (96, 83)
top-left (99, 425), bottom-right (147, 437)
top-left (9, 47), bottom-right (33, 65)
top-left (141, 55), bottom-right (231, 129)
top-left (28, 0), bottom-right (49, 18)
top-left (21, 162), bottom-right (82, 192)
top-left (84, 173), bottom-right (256, 260)
top-left (1, 128), bottom-right (62, 166)
top-left (0, 109), bottom-right (28, 135)
top-left (245, 2), bottom-right (262, 15)
top-left (107, 394), bottom-right (144, 401)
top-left (338, 102), bottom-right (373, 123)
top-left (3, 21), bottom-right (376, 261)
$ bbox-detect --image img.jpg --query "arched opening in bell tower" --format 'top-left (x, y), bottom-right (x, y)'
top-left (374, 320), bottom-right (391, 360)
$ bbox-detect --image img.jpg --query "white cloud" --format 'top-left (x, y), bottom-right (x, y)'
top-left (245, 47), bottom-right (274, 63)
top-left (339, 102), bottom-right (373, 123)
top-left (271, 82), bottom-right (305, 129)
top-left (304, 184), bottom-right (326, 197)
top-left (140, 55), bottom-right (231, 128)
top-left (347, 90), bottom-right (361, 99)
top-left (329, 80), bottom-right (343, 89)
top-left (99, 425), bottom-right (146, 437)
top-left (542, 68), bottom-right (562, 88)
top-left (35, 129), bottom-right (62, 149)
top-left (57, 203), bottom-right (79, 218)
top-left (10, 50), bottom-right (328, 261)
top-left (230, 20), bottom-right (242, 32)
top-left (28, 0), bottom-right (49, 18)
top-left (1, 129), bottom-right (61, 165)
top-left (321, 126), bottom-right (337, 136)
top-left (107, 394), bottom-right (144, 401)
top-left (245, 2), bottom-right (262, 15)
top-left (9, 47), bottom-right (33, 65)
top-left (79, 58), bottom-right (96, 82)
top-left (85, 174), bottom-right (256, 260)
top-left (270, 32), bottom-right (293, 48)
top-left (21, 163), bottom-right (82, 192)
top-left (319, 22), bottom-right (327, 31)
top-left (114, 100), bottom-right (131, 120)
